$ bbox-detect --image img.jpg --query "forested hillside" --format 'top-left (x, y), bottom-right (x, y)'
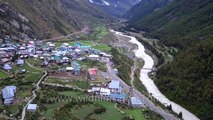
top-left (130, 0), bottom-right (213, 48)
top-left (124, 0), bottom-right (172, 22)
top-left (126, 0), bottom-right (213, 119)
top-left (156, 39), bottom-right (213, 120)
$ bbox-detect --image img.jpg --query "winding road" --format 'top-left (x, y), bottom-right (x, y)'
top-left (21, 71), bottom-right (47, 120)
top-left (105, 58), bottom-right (178, 120)
top-left (42, 27), bottom-right (88, 42)
top-left (112, 30), bottom-right (200, 120)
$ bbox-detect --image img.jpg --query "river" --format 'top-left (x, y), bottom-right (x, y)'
top-left (112, 30), bottom-right (199, 120)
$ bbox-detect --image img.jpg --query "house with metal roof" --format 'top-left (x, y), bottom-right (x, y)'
top-left (71, 61), bottom-right (81, 75)
top-left (100, 88), bottom-right (110, 96)
top-left (110, 93), bottom-right (127, 102)
top-left (88, 54), bottom-right (99, 60)
top-left (130, 97), bottom-right (144, 108)
top-left (72, 67), bottom-right (81, 76)
top-left (109, 80), bottom-right (120, 92)
top-left (71, 61), bottom-right (80, 68)
top-left (87, 68), bottom-right (98, 80)
top-left (17, 59), bottom-right (24, 66)
top-left (61, 57), bottom-right (70, 64)
top-left (27, 104), bottom-right (37, 112)
top-left (3, 64), bottom-right (12, 71)
top-left (2, 86), bottom-right (16, 105)
top-left (92, 87), bottom-right (101, 92)
top-left (54, 56), bottom-right (61, 61)
top-left (1, 58), bottom-right (10, 63)
top-left (41, 61), bottom-right (48, 66)
top-left (66, 67), bottom-right (74, 71)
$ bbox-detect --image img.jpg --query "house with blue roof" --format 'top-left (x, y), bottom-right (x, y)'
top-left (72, 67), bottom-right (81, 76)
top-left (71, 61), bottom-right (81, 76)
top-left (2, 86), bottom-right (16, 105)
top-left (46, 57), bottom-right (55, 63)
top-left (54, 56), bottom-right (61, 61)
top-left (80, 46), bottom-right (91, 49)
top-left (110, 93), bottom-right (127, 102)
top-left (60, 46), bottom-right (68, 51)
top-left (73, 42), bottom-right (82, 47)
top-left (71, 61), bottom-right (80, 68)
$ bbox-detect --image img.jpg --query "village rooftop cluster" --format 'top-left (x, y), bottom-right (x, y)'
top-left (0, 40), bottom-right (143, 113)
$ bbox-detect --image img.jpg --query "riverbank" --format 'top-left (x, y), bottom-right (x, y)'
top-left (112, 30), bottom-right (199, 120)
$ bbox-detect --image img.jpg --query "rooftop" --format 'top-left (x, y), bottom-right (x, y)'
top-left (2, 86), bottom-right (16, 99)
top-left (88, 68), bottom-right (97, 75)
top-left (66, 67), bottom-right (74, 71)
top-left (110, 93), bottom-right (126, 99)
top-left (130, 97), bottom-right (143, 105)
top-left (3, 64), bottom-right (12, 70)
top-left (17, 59), bottom-right (24, 65)
top-left (109, 80), bottom-right (120, 89)
top-left (27, 104), bottom-right (37, 110)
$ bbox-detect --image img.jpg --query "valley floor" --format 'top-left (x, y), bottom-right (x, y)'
top-left (112, 30), bottom-right (200, 120)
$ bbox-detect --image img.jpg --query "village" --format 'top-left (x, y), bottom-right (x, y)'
top-left (0, 34), bottom-right (145, 119)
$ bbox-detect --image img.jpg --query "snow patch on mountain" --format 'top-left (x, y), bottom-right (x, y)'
top-left (89, 0), bottom-right (110, 6)
top-left (89, 0), bottom-right (94, 3)
top-left (102, 0), bottom-right (110, 6)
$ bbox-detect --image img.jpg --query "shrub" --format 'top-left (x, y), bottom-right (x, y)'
top-left (94, 106), bottom-right (106, 114)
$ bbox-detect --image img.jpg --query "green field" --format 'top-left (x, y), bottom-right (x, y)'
top-left (12, 63), bottom-right (43, 82)
top-left (26, 59), bottom-right (43, 68)
top-left (93, 44), bottom-right (112, 52)
top-left (79, 59), bottom-right (107, 72)
top-left (0, 60), bottom-right (45, 118)
top-left (46, 77), bottom-right (90, 89)
top-left (90, 101), bottom-right (124, 120)
top-left (74, 104), bottom-right (96, 119)
top-left (0, 70), bottom-right (9, 79)
top-left (44, 102), bottom-right (63, 119)
top-left (81, 40), bottom-right (94, 46)
top-left (25, 73), bottom-right (43, 82)
top-left (94, 25), bottom-right (108, 38)
top-left (42, 90), bottom-right (147, 120)
top-left (59, 90), bottom-right (84, 97)
top-left (13, 63), bottom-right (41, 73)
top-left (123, 109), bottom-right (146, 120)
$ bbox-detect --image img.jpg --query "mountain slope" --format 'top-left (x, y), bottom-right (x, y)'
top-left (156, 39), bottom-right (213, 120)
top-left (131, 0), bottom-right (213, 48)
top-left (88, 0), bottom-right (140, 17)
top-left (124, 0), bottom-right (172, 22)
top-left (0, 0), bottom-right (111, 40)
top-left (125, 0), bottom-right (213, 119)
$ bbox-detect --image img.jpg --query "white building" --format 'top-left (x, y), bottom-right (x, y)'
top-left (66, 67), bottom-right (74, 71)
top-left (130, 97), bottom-right (144, 107)
top-left (27, 104), bottom-right (37, 112)
top-left (88, 54), bottom-right (99, 60)
top-left (100, 88), bottom-right (110, 96)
